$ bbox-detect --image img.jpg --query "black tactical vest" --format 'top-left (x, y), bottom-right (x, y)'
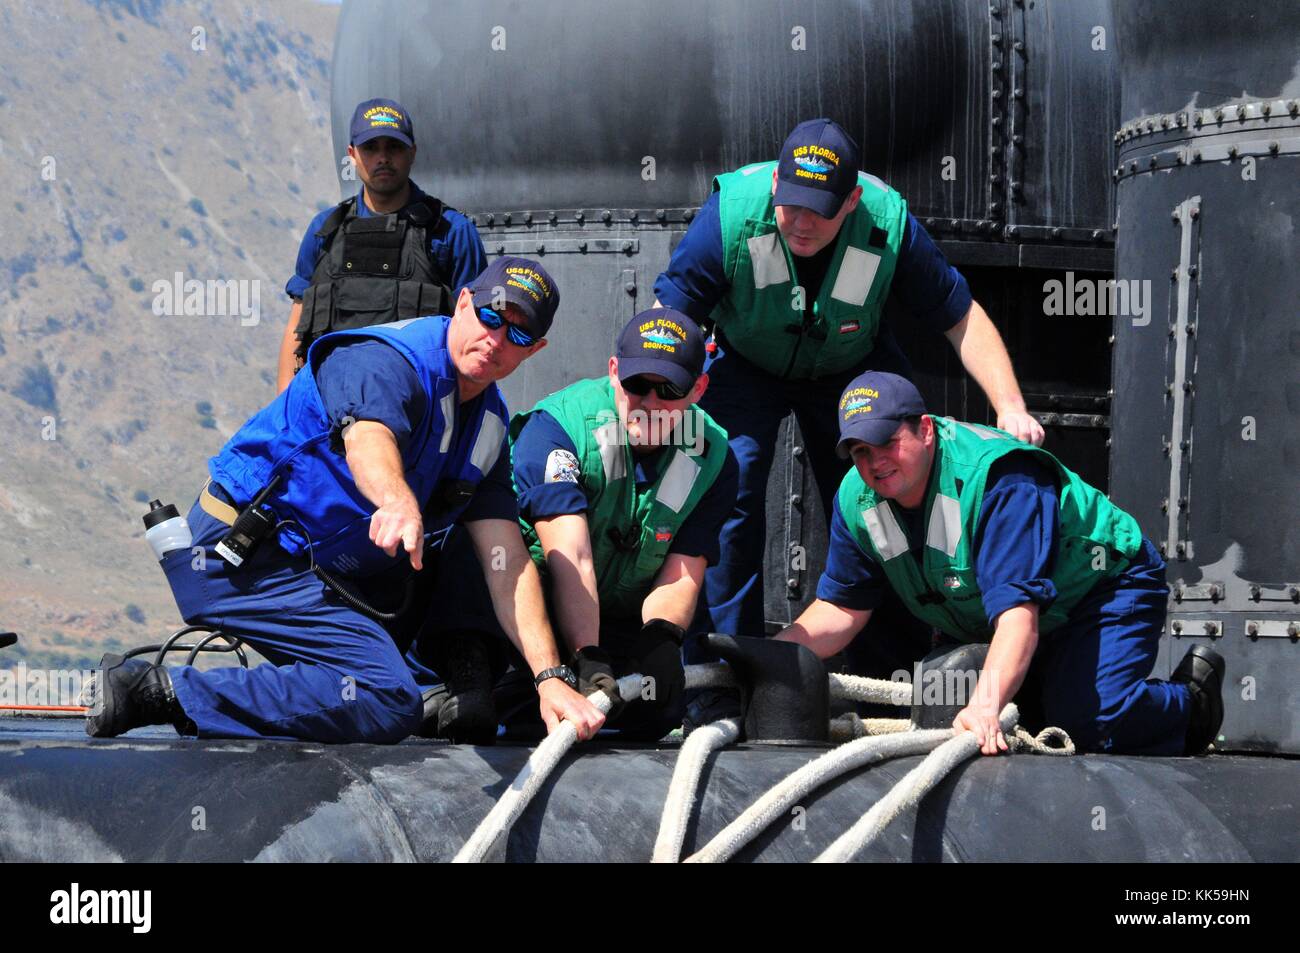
top-left (295, 193), bottom-right (455, 359)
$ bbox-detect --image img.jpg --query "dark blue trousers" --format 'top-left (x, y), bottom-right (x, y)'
top-left (696, 333), bottom-right (912, 649)
top-left (1018, 539), bottom-right (1191, 755)
top-left (162, 494), bottom-right (428, 743)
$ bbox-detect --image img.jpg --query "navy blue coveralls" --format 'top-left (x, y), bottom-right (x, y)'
top-left (162, 316), bottom-right (516, 743)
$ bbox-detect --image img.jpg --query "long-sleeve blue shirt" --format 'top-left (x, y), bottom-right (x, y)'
top-left (511, 408), bottom-right (739, 565)
top-left (653, 192), bottom-right (973, 333)
top-left (285, 181), bottom-right (487, 301)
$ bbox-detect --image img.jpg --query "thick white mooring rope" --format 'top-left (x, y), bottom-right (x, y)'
top-left (452, 673), bottom-right (644, 863)
top-left (652, 716), bottom-right (742, 863)
top-left (456, 662), bottom-right (1073, 863)
top-left (813, 704), bottom-right (1020, 862)
top-left (683, 727), bottom-right (955, 863)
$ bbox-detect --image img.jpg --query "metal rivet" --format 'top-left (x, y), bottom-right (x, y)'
top-left (786, 578), bottom-right (799, 591)
top-left (535, 243), bottom-right (545, 254)
top-left (655, 209), bottom-right (666, 221)
top-left (485, 213), bottom-right (495, 225)
top-left (1171, 620), bottom-right (1183, 634)
top-left (578, 241), bottom-right (587, 253)
top-left (790, 494), bottom-right (802, 505)
top-left (926, 217), bottom-right (936, 227)
top-left (991, 89), bottom-right (1002, 100)
top-left (792, 445), bottom-right (804, 457)
top-left (1204, 622), bottom-right (1219, 636)
top-left (575, 211), bottom-right (585, 224)
top-left (548, 211), bottom-right (557, 224)
top-left (1262, 103), bottom-right (1271, 117)
top-left (381, 263), bottom-right (388, 271)
top-left (683, 209), bottom-right (695, 223)
top-left (1289, 586), bottom-right (1299, 602)
top-left (1214, 108), bottom-right (1224, 121)
top-left (1013, 40), bottom-right (1024, 51)
top-left (991, 33), bottom-right (1002, 44)
top-left (601, 210), bottom-right (612, 223)
top-left (1190, 207), bottom-right (1199, 220)
top-left (1091, 229), bottom-right (1103, 241)
top-left (1269, 141), bottom-right (1280, 154)
top-left (620, 241), bottom-right (633, 253)
top-left (1014, 87), bottom-right (1024, 99)
top-left (992, 117), bottom-right (1002, 127)
top-left (1176, 543), bottom-right (1186, 557)
top-left (1171, 210), bottom-right (1180, 222)
top-left (1247, 622), bottom-right (1259, 639)
top-left (1187, 264), bottom-right (1198, 277)
top-left (1051, 227), bottom-right (1062, 238)
top-left (630, 211), bottom-right (639, 222)
top-left (1249, 585), bottom-right (1262, 601)
top-left (524, 211), bottom-right (533, 224)
top-left (496, 244), bottom-right (505, 255)
top-left (1227, 145), bottom-right (1238, 158)
top-left (1192, 149), bottom-right (1201, 162)
top-left (503, 213), bottom-right (512, 225)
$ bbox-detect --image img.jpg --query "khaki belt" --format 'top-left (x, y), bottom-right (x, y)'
top-left (198, 479), bottom-right (240, 527)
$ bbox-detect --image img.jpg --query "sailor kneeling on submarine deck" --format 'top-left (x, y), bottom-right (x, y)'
top-left (409, 310), bottom-right (738, 742)
top-left (85, 258), bottom-right (605, 745)
top-left (774, 371), bottom-right (1226, 757)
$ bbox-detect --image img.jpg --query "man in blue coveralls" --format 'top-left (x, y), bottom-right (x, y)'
top-left (414, 310), bottom-right (738, 741)
top-left (275, 98), bottom-right (488, 391)
top-left (85, 257), bottom-right (606, 744)
top-left (652, 118), bottom-right (1045, 654)
top-left (775, 371), bottom-right (1226, 756)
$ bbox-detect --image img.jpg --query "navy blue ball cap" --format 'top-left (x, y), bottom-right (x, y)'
top-left (469, 257), bottom-right (560, 338)
top-left (774, 118), bottom-right (862, 219)
top-left (836, 371), bottom-right (927, 458)
top-left (350, 98), bottom-right (415, 147)
top-left (615, 308), bottom-right (707, 393)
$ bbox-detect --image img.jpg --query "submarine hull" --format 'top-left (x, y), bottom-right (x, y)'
top-left (1, 726), bottom-right (1295, 862)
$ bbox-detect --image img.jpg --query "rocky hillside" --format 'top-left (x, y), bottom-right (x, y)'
top-left (0, 0), bottom-right (340, 669)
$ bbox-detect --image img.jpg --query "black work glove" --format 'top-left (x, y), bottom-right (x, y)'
top-left (640, 618), bottom-right (686, 647)
top-left (573, 645), bottom-right (624, 718)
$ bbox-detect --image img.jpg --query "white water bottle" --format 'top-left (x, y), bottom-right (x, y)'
top-left (143, 499), bottom-right (192, 560)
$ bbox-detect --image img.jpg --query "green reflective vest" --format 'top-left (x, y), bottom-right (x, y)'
top-left (712, 160), bottom-right (907, 380)
top-left (836, 417), bottom-right (1143, 641)
top-left (510, 377), bottom-right (730, 620)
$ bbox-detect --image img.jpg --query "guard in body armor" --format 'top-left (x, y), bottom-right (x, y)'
top-left (413, 310), bottom-right (738, 741)
top-left (85, 259), bottom-right (606, 746)
top-left (276, 98), bottom-right (487, 391)
top-left (652, 119), bottom-right (1045, 656)
top-left (775, 371), bottom-right (1227, 757)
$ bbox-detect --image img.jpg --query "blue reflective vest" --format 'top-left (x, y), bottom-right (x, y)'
top-left (208, 315), bottom-right (508, 576)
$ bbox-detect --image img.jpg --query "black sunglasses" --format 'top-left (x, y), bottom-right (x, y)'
top-left (476, 306), bottom-right (537, 347)
top-left (621, 375), bottom-right (691, 400)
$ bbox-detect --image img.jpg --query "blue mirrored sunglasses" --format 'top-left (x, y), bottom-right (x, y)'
top-left (476, 306), bottom-right (537, 347)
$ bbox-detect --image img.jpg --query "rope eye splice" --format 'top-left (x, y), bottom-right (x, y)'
top-left (452, 635), bottom-right (1075, 864)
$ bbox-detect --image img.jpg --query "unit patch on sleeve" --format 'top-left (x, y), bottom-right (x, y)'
top-left (545, 449), bottom-right (582, 484)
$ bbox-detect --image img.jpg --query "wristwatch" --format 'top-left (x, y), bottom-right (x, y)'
top-left (534, 665), bottom-right (578, 690)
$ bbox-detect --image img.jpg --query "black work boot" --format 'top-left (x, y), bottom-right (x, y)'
top-left (83, 654), bottom-right (193, 738)
top-left (1170, 644), bottom-right (1226, 755)
top-left (418, 630), bottom-right (497, 744)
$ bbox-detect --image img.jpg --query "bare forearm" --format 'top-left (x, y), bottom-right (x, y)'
top-left (277, 302), bottom-right (304, 393)
top-left (642, 557), bottom-right (705, 629)
top-left (343, 424), bottom-right (416, 512)
top-left (945, 301), bottom-right (1027, 415)
top-left (976, 604), bottom-right (1039, 709)
top-left (470, 521), bottom-right (562, 676)
top-left (775, 598), bottom-right (871, 659)
top-left (547, 556), bottom-right (601, 653)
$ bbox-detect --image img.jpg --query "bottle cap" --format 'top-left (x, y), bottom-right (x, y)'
top-left (142, 499), bottom-right (180, 531)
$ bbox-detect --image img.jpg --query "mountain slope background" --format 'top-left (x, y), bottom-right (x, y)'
top-left (0, 0), bottom-right (341, 669)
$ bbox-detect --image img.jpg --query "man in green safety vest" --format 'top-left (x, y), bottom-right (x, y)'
top-left (775, 370), bottom-right (1225, 756)
top-left (413, 309), bottom-right (737, 741)
top-left (653, 118), bottom-right (1045, 662)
